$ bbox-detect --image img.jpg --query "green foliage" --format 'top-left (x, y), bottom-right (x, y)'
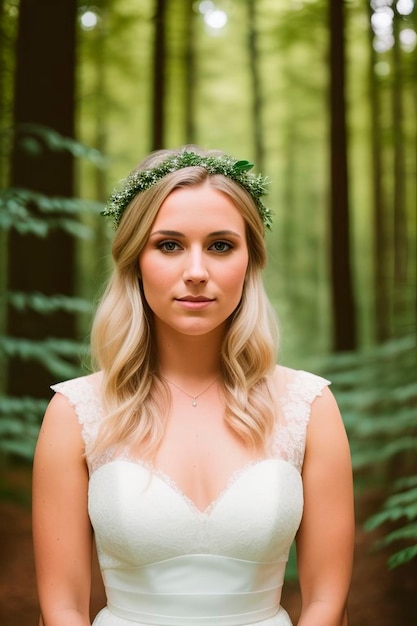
top-left (0, 187), bottom-right (102, 237)
top-left (0, 126), bottom-right (103, 464)
top-left (322, 337), bottom-right (417, 569)
top-left (16, 123), bottom-right (107, 167)
top-left (364, 475), bottom-right (417, 569)
top-left (0, 396), bottom-right (47, 460)
top-left (6, 292), bottom-right (93, 315)
top-left (0, 336), bottom-right (89, 380)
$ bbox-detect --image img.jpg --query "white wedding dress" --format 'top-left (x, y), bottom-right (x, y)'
top-left (51, 367), bottom-right (329, 626)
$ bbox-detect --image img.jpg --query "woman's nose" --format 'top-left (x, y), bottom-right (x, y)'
top-left (182, 249), bottom-right (209, 283)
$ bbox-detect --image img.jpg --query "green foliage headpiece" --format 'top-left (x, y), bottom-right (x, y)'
top-left (102, 151), bottom-right (272, 230)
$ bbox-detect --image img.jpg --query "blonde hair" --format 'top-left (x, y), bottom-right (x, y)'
top-left (90, 146), bottom-right (279, 462)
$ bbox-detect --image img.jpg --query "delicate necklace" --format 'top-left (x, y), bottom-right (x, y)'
top-left (161, 375), bottom-right (219, 407)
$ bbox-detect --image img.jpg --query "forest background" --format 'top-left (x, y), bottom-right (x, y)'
top-left (0, 0), bottom-right (416, 624)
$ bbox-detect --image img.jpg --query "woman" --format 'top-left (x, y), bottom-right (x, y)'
top-left (33, 146), bottom-right (354, 626)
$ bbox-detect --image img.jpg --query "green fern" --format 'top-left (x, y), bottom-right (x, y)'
top-left (0, 396), bottom-right (48, 459)
top-left (6, 292), bottom-right (93, 315)
top-left (0, 126), bottom-right (103, 466)
top-left (323, 337), bottom-right (417, 569)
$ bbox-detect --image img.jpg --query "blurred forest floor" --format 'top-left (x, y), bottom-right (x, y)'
top-left (1, 464), bottom-right (416, 625)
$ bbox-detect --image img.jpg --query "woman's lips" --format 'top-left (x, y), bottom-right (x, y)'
top-left (176, 296), bottom-right (214, 310)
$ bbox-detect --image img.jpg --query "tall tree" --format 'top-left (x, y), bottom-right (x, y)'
top-left (247, 0), bottom-right (264, 170)
top-left (367, 2), bottom-right (391, 342)
top-left (0, 0), bottom-right (9, 186)
top-left (0, 0), bottom-right (10, 391)
top-left (391, 5), bottom-right (408, 331)
top-left (151, 0), bottom-right (167, 150)
top-left (328, 0), bottom-right (357, 351)
top-left (90, 2), bottom-right (110, 267)
top-left (6, 0), bottom-right (78, 397)
top-left (184, 0), bottom-right (196, 144)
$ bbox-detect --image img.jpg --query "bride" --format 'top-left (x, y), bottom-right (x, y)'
top-left (33, 146), bottom-right (354, 626)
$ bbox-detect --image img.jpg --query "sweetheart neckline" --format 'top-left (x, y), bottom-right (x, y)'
top-left (90, 456), bottom-right (297, 516)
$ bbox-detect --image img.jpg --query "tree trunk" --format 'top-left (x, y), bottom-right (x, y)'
top-left (247, 0), bottom-right (264, 170)
top-left (7, 0), bottom-right (77, 397)
top-left (0, 0), bottom-right (8, 392)
top-left (184, 0), bottom-right (196, 144)
top-left (328, 0), bottom-right (357, 351)
top-left (151, 0), bottom-right (167, 150)
top-left (391, 7), bottom-right (408, 333)
top-left (92, 2), bottom-right (111, 266)
top-left (413, 81), bottom-right (417, 349)
top-left (281, 120), bottom-right (297, 296)
top-left (0, 0), bottom-right (8, 186)
top-left (367, 2), bottom-right (391, 342)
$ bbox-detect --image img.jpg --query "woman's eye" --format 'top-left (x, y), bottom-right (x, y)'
top-left (209, 241), bottom-right (232, 253)
top-left (158, 241), bottom-right (181, 253)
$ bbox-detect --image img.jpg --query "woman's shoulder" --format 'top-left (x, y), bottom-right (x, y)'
top-left (50, 371), bottom-right (103, 408)
top-left (51, 370), bottom-right (103, 396)
top-left (269, 365), bottom-right (332, 471)
top-left (271, 364), bottom-right (331, 401)
top-left (49, 372), bottom-right (104, 446)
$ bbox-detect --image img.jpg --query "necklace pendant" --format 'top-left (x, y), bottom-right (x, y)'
top-left (161, 375), bottom-right (218, 408)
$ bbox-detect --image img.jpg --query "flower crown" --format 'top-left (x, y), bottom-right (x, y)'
top-left (101, 151), bottom-right (272, 230)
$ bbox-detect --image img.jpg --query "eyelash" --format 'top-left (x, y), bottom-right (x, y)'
top-left (157, 241), bottom-right (181, 253)
top-left (209, 241), bottom-right (233, 253)
top-left (157, 240), bottom-right (233, 254)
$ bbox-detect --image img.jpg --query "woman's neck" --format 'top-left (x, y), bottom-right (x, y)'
top-left (155, 325), bottom-right (224, 381)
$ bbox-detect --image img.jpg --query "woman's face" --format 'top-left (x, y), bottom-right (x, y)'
top-left (139, 182), bottom-right (249, 339)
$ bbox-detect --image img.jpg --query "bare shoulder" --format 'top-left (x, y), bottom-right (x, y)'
top-left (36, 397), bottom-right (83, 464)
top-left (271, 364), bottom-right (331, 397)
top-left (48, 370), bottom-right (103, 414)
top-left (36, 371), bottom-right (102, 459)
top-left (270, 365), bottom-right (346, 450)
top-left (304, 384), bottom-right (351, 474)
top-left (308, 384), bottom-right (345, 437)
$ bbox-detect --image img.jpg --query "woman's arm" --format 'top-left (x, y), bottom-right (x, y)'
top-left (296, 386), bottom-right (354, 626)
top-left (33, 392), bottom-right (93, 626)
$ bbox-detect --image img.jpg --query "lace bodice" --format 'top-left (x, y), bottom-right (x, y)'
top-left (51, 366), bottom-right (329, 475)
top-left (50, 366), bottom-right (330, 626)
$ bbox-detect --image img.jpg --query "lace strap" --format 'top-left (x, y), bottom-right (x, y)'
top-left (273, 369), bottom-right (331, 472)
top-left (51, 376), bottom-right (103, 457)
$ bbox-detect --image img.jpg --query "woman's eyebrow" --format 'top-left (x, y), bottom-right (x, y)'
top-left (149, 229), bottom-right (241, 238)
top-left (208, 230), bottom-right (241, 238)
top-left (149, 230), bottom-right (185, 238)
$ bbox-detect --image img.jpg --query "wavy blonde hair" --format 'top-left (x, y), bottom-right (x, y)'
top-left (90, 146), bottom-right (279, 462)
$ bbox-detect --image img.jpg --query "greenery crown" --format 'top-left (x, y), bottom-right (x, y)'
top-left (101, 151), bottom-right (272, 230)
